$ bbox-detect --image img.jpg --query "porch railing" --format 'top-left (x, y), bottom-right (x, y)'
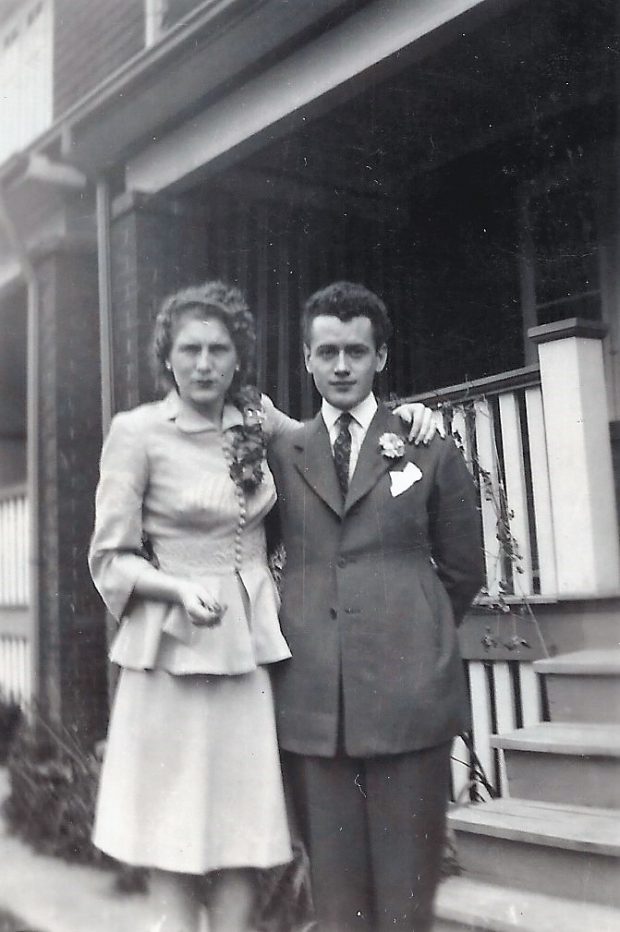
top-left (405, 367), bottom-right (554, 799)
top-left (409, 364), bottom-right (556, 599)
top-left (452, 658), bottom-right (543, 801)
top-left (0, 483), bottom-right (31, 706)
top-left (0, 483), bottom-right (29, 607)
top-left (409, 325), bottom-right (620, 798)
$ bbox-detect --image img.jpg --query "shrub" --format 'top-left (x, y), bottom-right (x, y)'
top-left (3, 712), bottom-right (102, 864)
top-left (3, 712), bottom-right (146, 893)
top-left (0, 693), bottom-right (21, 764)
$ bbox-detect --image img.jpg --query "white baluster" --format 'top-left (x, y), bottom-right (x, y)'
top-left (0, 637), bottom-right (7, 699)
top-left (474, 400), bottom-right (503, 597)
top-left (524, 387), bottom-right (557, 595)
top-left (8, 498), bottom-right (16, 606)
top-left (492, 661), bottom-right (517, 797)
top-left (468, 660), bottom-right (495, 800)
top-left (18, 495), bottom-right (27, 604)
top-left (0, 500), bottom-right (5, 605)
top-left (450, 405), bottom-right (472, 469)
top-left (498, 393), bottom-right (533, 595)
top-left (451, 733), bottom-right (471, 803)
top-left (518, 662), bottom-right (542, 726)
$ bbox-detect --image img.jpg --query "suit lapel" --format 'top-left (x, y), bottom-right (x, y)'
top-left (292, 413), bottom-right (344, 518)
top-left (345, 405), bottom-right (398, 513)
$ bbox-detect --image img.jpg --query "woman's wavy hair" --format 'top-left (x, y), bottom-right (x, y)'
top-left (152, 281), bottom-right (257, 399)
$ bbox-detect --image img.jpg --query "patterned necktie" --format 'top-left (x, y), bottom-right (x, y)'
top-left (333, 412), bottom-right (353, 498)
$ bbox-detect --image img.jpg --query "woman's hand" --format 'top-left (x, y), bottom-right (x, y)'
top-left (393, 403), bottom-right (445, 445)
top-left (177, 581), bottom-right (226, 628)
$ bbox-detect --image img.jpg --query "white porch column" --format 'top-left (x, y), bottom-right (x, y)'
top-left (529, 318), bottom-right (620, 595)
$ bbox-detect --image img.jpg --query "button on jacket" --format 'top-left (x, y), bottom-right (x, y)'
top-left (89, 392), bottom-right (292, 675)
top-left (268, 403), bottom-right (485, 758)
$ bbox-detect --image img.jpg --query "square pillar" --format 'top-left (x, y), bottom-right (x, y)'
top-left (110, 190), bottom-right (208, 411)
top-left (33, 236), bottom-right (108, 743)
top-left (529, 318), bottom-right (620, 595)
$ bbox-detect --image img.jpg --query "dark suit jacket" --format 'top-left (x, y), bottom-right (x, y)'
top-left (268, 404), bottom-right (485, 758)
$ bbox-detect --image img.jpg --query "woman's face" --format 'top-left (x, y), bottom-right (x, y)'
top-left (167, 312), bottom-right (239, 415)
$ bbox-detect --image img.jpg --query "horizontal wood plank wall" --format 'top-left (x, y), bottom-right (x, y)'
top-left (201, 188), bottom-right (414, 418)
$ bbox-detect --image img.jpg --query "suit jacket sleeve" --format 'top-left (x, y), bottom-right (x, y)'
top-left (261, 393), bottom-right (301, 440)
top-left (88, 411), bottom-right (151, 621)
top-left (427, 439), bottom-right (485, 625)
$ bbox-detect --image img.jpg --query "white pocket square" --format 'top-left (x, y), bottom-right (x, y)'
top-left (389, 461), bottom-right (423, 497)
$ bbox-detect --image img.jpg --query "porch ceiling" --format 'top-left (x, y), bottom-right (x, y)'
top-left (59, 0), bottom-right (361, 173)
top-left (235, 0), bottom-right (616, 202)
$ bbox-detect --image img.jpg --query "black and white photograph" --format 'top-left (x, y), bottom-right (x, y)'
top-left (0, 1), bottom-right (618, 930)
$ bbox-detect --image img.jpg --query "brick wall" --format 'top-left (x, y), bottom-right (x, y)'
top-left (110, 192), bottom-right (209, 411)
top-left (53, 0), bottom-right (144, 117)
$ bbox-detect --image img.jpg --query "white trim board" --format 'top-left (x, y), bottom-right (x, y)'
top-left (127, 0), bottom-right (514, 194)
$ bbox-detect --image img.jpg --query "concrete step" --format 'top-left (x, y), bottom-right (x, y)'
top-left (432, 875), bottom-right (620, 931)
top-left (534, 649), bottom-right (620, 723)
top-left (449, 798), bottom-right (620, 908)
top-left (491, 722), bottom-right (620, 808)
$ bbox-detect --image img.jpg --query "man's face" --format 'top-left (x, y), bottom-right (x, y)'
top-left (304, 315), bottom-right (387, 410)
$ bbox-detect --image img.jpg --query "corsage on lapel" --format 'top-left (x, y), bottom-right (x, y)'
top-left (227, 387), bottom-right (267, 494)
top-left (379, 432), bottom-right (405, 460)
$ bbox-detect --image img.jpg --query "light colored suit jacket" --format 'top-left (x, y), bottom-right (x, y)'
top-left (89, 392), bottom-right (291, 675)
top-left (268, 404), bottom-right (485, 757)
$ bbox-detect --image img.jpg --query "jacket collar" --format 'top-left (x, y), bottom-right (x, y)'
top-left (344, 404), bottom-right (397, 512)
top-left (293, 414), bottom-right (343, 517)
top-left (293, 404), bottom-right (401, 517)
top-left (161, 391), bottom-right (244, 433)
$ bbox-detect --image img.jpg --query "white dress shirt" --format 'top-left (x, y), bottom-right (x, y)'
top-left (321, 393), bottom-right (378, 482)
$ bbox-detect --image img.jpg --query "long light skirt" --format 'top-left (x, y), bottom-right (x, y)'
top-left (93, 666), bottom-right (292, 874)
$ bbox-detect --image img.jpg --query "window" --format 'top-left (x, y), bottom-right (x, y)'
top-left (145, 0), bottom-right (219, 46)
top-left (0, 0), bottom-right (52, 164)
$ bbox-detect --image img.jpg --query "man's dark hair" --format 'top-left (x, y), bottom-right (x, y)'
top-left (303, 282), bottom-right (393, 349)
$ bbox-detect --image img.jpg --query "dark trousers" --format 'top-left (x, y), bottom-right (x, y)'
top-left (283, 741), bottom-right (452, 932)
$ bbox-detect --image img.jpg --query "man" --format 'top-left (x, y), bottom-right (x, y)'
top-left (268, 282), bottom-right (484, 932)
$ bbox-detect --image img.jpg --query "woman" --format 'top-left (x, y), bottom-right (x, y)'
top-left (89, 281), bottom-right (435, 932)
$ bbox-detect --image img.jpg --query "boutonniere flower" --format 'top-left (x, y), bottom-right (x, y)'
top-left (379, 432), bottom-right (405, 460)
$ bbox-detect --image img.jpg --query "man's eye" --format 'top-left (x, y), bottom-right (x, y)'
top-left (318, 348), bottom-right (336, 359)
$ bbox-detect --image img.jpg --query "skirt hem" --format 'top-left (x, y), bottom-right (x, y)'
top-left (93, 839), bottom-right (293, 876)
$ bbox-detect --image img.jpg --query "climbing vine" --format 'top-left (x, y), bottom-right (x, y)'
top-left (434, 397), bottom-right (549, 659)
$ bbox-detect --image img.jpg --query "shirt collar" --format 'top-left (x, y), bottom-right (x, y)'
top-left (162, 391), bottom-right (244, 433)
top-left (321, 393), bottom-right (378, 433)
